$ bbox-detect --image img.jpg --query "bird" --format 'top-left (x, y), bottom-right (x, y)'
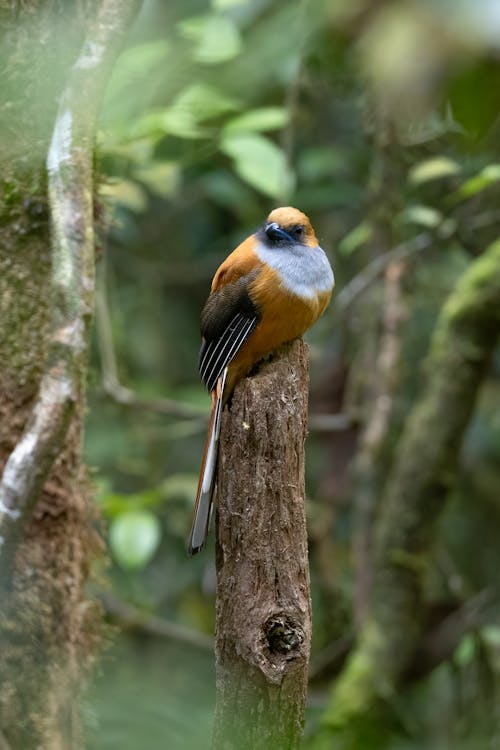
top-left (188, 206), bottom-right (334, 555)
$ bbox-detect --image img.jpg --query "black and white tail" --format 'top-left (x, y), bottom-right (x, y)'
top-left (188, 368), bottom-right (227, 555)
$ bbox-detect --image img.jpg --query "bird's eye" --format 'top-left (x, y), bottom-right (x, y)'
top-left (292, 225), bottom-right (304, 238)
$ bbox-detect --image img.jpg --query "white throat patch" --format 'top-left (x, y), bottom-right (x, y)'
top-left (254, 240), bottom-right (334, 300)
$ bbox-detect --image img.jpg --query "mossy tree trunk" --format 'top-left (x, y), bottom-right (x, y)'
top-left (0, 2), bottom-right (139, 747)
top-left (316, 240), bottom-right (500, 743)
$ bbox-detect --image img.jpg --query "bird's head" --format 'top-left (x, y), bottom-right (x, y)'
top-left (260, 206), bottom-right (318, 249)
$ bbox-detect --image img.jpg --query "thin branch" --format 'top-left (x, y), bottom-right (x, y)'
top-left (308, 412), bottom-right (357, 432)
top-left (467, 209), bottom-right (500, 230)
top-left (0, 0), bottom-right (142, 565)
top-left (97, 590), bottom-right (213, 651)
top-left (336, 232), bottom-right (432, 312)
top-left (95, 278), bottom-right (206, 419)
top-left (308, 634), bottom-right (355, 682)
top-left (309, 588), bottom-right (500, 685)
top-left (405, 587), bottom-right (500, 682)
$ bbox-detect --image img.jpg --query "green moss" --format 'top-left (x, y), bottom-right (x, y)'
top-left (432, 239), bottom-right (500, 354)
top-left (322, 622), bottom-right (385, 728)
top-left (0, 172), bottom-right (51, 383)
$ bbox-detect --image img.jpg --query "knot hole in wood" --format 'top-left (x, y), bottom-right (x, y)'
top-left (264, 614), bottom-right (304, 656)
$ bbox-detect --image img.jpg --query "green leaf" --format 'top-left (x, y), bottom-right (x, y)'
top-left (408, 156), bottom-right (461, 184)
top-left (97, 487), bottom-right (163, 517)
top-left (161, 474), bottom-right (198, 503)
top-left (454, 163), bottom-right (500, 200)
top-left (220, 133), bottom-right (294, 199)
top-left (178, 15), bottom-right (209, 39)
top-left (105, 41), bottom-right (170, 103)
top-left (201, 170), bottom-right (256, 210)
top-left (100, 179), bottom-right (147, 212)
top-left (134, 162), bottom-right (180, 199)
top-left (212, 0), bottom-right (248, 8)
top-left (196, 16), bottom-right (242, 63)
top-left (100, 136), bottom-right (155, 164)
top-left (159, 109), bottom-right (208, 139)
top-left (297, 146), bottom-right (345, 181)
top-left (454, 633), bottom-right (476, 666)
top-left (173, 83), bottom-right (240, 122)
top-left (133, 84), bottom-right (240, 140)
top-left (132, 107), bottom-right (206, 140)
top-left (118, 40), bottom-right (170, 74)
top-left (223, 107), bottom-right (289, 134)
top-left (338, 221), bottom-right (373, 256)
top-left (109, 510), bottom-right (161, 571)
top-left (481, 624), bottom-right (500, 648)
top-left (179, 14), bottom-right (242, 64)
top-left (401, 204), bottom-right (442, 228)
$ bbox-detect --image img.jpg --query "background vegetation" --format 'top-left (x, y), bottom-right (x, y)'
top-left (50, 0), bottom-right (500, 746)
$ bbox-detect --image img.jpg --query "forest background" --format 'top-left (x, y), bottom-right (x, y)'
top-left (2, 0), bottom-right (500, 748)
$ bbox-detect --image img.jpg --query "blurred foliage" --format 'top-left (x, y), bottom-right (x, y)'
top-left (73, 0), bottom-right (500, 746)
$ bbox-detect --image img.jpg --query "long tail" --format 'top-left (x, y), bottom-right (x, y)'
top-left (188, 368), bottom-right (227, 555)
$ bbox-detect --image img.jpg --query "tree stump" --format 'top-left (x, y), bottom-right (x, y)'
top-left (212, 339), bottom-right (312, 750)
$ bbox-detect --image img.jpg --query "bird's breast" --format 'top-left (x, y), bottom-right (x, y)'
top-left (253, 240), bottom-right (334, 301)
top-left (248, 263), bottom-right (330, 347)
top-left (225, 246), bottom-right (333, 393)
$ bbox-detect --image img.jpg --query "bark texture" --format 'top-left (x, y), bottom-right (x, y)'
top-left (213, 340), bottom-right (312, 750)
top-left (0, 1), bottom-right (140, 747)
top-left (318, 239), bottom-right (500, 738)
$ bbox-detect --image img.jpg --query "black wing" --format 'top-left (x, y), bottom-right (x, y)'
top-left (199, 275), bottom-right (260, 392)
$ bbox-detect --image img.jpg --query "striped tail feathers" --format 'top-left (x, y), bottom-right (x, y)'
top-left (188, 368), bottom-right (228, 555)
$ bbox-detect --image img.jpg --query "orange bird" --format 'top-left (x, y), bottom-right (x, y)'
top-left (188, 206), bottom-right (334, 554)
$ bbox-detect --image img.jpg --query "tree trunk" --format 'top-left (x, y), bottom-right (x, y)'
top-left (318, 239), bottom-right (500, 738)
top-left (0, 2), bottom-right (139, 747)
top-left (351, 258), bottom-right (407, 625)
top-left (212, 340), bottom-right (312, 750)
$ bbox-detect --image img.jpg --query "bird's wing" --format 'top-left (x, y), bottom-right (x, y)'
top-left (199, 243), bottom-right (262, 392)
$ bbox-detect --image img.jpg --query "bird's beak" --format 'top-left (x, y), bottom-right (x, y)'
top-left (265, 222), bottom-right (293, 243)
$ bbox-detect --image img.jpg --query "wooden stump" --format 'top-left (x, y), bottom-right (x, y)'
top-left (212, 339), bottom-right (312, 750)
